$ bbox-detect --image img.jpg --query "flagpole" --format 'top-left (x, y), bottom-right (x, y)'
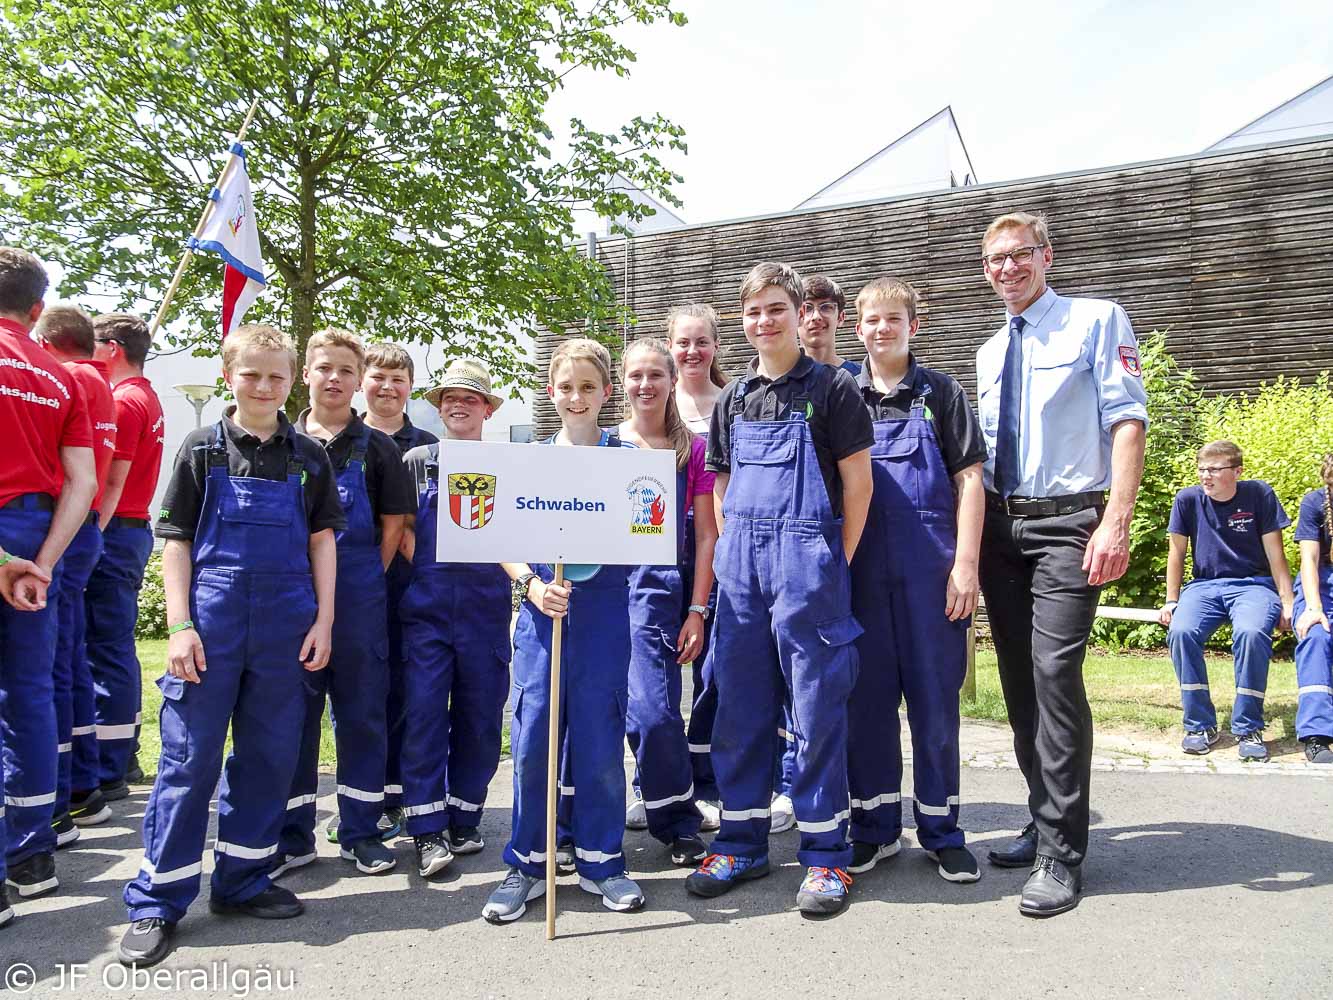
top-left (545, 562), bottom-right (566, 941)
top-left (148, 97), bottom-right (261, 338)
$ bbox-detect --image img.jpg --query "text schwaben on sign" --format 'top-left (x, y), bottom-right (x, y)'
top-left (435, 439), bottom-right (677, 566)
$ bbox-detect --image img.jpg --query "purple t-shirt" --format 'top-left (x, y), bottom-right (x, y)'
top-left (1167, 480), bottom-right (1290, 580)
top-left (1294, 488), bottom-right (1332, 562)
top-left (686, 434), bottom-right (715, 502)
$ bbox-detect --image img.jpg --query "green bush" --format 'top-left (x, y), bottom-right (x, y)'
top-left (1092, 332), bottom-right (1204, 649)
top-left (135, 549), bottom-right (168, 640)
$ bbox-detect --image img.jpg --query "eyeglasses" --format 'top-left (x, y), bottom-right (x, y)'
top-left (1197, 465), bottom-right (1238, 476)
top-left (803, 302), bottom-right (841, 318)
top-left (95, 337), bottom-right (125, 346)
top-left (981, 245), bottom-right (1046, 269)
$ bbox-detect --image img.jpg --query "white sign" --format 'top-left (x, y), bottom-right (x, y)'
top-left (436, 439), bottom-right (677, 566)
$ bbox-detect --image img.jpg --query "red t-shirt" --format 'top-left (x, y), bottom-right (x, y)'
top-left (0, 318), bottom-right (93, 506)
top-left (62, 358), bottom-right (117, 513)
top-left (110, 375), bottom-right (165, 520)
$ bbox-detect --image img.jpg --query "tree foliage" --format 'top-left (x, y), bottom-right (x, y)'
top-left (0, 0), bottom-right (687, 410)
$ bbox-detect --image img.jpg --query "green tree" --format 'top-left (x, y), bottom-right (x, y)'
top-left (0, 0), bottom-right (686, 411)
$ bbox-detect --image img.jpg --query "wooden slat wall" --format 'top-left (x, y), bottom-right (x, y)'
top-left (534, 138), bottom-right (1333, 436)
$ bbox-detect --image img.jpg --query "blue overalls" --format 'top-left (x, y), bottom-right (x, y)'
top-left (383, 554), bottom-right (411, 813)
top-left (627, 463), bottom-right (702, 843)
top-left (399, 448), bottom-right (511, 837)
top-left (709, 397), bottom-right (862, 870)
top-left (680, 502), bottom-right (719, 802)
top-left (1168, 577), bottom-right (1279, 736)
top-left (849, 390), bottom-right (968, 851)
top-left (85, 517), bottom-right (154, 784)
top-left (281, 424), bottom-right (388, 855)
top-left (52, 517), bottom-right (104, 816)
top-left (124, 423), bottom-right (317, 922)
top-left (1293, 566), bottom-right (1333, 741)
top-left (503, 431), bottom-right (632, 881)
top-left (1, 495), bottom-right (63, 875)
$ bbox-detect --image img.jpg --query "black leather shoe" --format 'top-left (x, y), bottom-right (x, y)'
top-left (1019, 854), bottom-right (1083, 917)
top-left (118, 917), bottom-right (176, 966)
top-left (987, 823), bottom-right (1037, 868)
top-left (209, 884), bottom-right (304, 919)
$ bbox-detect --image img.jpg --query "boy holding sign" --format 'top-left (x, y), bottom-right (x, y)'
top-left (398, 359), bottom-right (512, 877)
top-left (484, 339), bottom-right (645, 923)
top-left (689, 262), bottom-right (873, 917)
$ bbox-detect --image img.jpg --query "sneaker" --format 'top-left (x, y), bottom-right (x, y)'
top-left (52, 812), bottom-right (81, 848)
top-left (125, 754), bottom-right (146, 785)
top-left (695, 799), bottom-right (721, 832)
top-left (415, 833), bottom-right (454, 877)
top-left (378, 807), bottom-right (404, 841)
top-left (579, 871), bottom-right (645, 911)
top-left (117, 916), bottom-right (176, 967)
top-left (625, 797), bottom-right (648, 830)
top-left (796, 866), bottom-right (852, 917)
top-left (100, 778), bottom-right (130, 802)
top-left (326, 815), bottom-right (341, 844)
top-left (927, 845), bottom-right (981, 883)
top-left (555, 844), bottom-right (576, 874)
top-left (340, 838), bottom-right (397, 875)
top-left (448, 826), bottom-right (484, 855)
top-left (0, 885), bottom-right (12, 929)
top-left (269, 852), bottom-right (318, 880)
top-left (69, 788), bottom-right (112, 826)
top-left (5, 852), bottom-right (58, 899)
top-left (684, 853), bottom-right (771, 898)
top-left (669, 834), bottom-right (708, 867)
top-left (1304, 736), bottom-right (1333, 765)
top-left (847, 839), bottom-right (902, 874)
top-left (770, 794), bottom-right (795, 834)
top-left (1181, 727), bottom-right (1220, 754)
top-left (1238, 731), bottom-right (1270, 762)
top-left (482, 868), bottom-right (544, 924)
top-left (208, 883), bottom-right (304, 919)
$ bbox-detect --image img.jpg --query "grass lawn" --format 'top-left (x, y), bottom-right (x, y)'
top-left (135, 639), bottom-right (1299, 781)
top-left (964, 646), bottom-right (1300, 742)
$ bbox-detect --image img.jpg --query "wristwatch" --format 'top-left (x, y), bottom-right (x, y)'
top-left (1164, 600), bottom-right (1179, 611)
top-left (688, 604), bottom-right (711, 620)
top-left (512, 572), bottom-right (539, 612)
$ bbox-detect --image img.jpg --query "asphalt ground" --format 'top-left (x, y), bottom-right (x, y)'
top-left (4, 747), bottom-right (1332, 1000)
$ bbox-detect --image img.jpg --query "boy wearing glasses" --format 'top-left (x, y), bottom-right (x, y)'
top-left (799, 275), bottom-right (860, 376)
top-left (1159, 441), bottom-right (1293, 761)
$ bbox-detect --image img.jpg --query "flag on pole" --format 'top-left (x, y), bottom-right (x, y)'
top-left (188, 142), bottom-right (266, 338)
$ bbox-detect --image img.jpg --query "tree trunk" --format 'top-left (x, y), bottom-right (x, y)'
top-left (287, 280), bottom-right (315, 417)
top-left (286, 152), bottom-right (319, 418)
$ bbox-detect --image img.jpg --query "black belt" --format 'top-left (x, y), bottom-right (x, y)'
top-left (83, 512), bottom-right (98, 526)
top-left (1, 493), bottom-right (55, 512)
top-left (985, 490), bottom-right (1105, 518)
top-left (107, 516), bottom-right (150, 530)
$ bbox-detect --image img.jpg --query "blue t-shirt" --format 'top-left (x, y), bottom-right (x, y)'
top-left (1167, 480), bottom-right (1290, 580)
top-left (1293, 488), bottom-right (1332, 562)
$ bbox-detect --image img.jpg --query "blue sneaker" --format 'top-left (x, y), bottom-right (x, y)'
top-left (1181, 727), bottom-right (1220, 755)
top-left (796, 866), bottom-right (852, 916)
top-left (684, 853), bottom-right (770, 898)
top-left (1237, 731), bottom-right (1270, 762)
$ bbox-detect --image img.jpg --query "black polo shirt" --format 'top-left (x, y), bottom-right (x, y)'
top-left (856, 355), bottom-right (988, 478)
top-left (706, 352), bottom-right (873, 516)
top-left (156, 408), bottom-right (346, 541)
top-left (387, 413), bottom-right (438, 457)
top-left (296, 409), bottom-right (417, 526)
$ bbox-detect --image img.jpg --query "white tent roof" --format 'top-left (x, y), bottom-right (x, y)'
top-left (1206, 73), bottom-right (1333, 151)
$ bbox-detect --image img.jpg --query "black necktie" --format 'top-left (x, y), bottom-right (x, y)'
top-left (995, 316), bottom-right (1025, 498)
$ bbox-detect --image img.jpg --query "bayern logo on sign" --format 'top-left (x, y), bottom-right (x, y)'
top-left (447, 472), bottom-right (497, 530)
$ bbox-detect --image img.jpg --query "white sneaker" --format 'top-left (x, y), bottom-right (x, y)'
top-left (770, 794), bottom-right (795, 834)
top-left (625, 798), bottom-right (648, 831)
top-left (695, 799), bottom-right (721, 832)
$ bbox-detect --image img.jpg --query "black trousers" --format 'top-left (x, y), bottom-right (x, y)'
top-left (979, 504), bottom-right (1101, 865)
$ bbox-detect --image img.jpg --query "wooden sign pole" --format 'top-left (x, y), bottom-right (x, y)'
top-left (544, 562), bottom-right (566, 941)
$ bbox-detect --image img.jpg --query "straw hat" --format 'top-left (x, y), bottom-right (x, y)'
top-left (424, 358), bottom-right (504, 410)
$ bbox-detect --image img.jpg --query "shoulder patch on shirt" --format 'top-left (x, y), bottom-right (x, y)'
top-left (1118, 345), bottom-right (1141, 378)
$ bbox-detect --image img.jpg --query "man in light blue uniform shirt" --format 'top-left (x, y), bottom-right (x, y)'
top-left (974, 211), bottom-right (1147, 919)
